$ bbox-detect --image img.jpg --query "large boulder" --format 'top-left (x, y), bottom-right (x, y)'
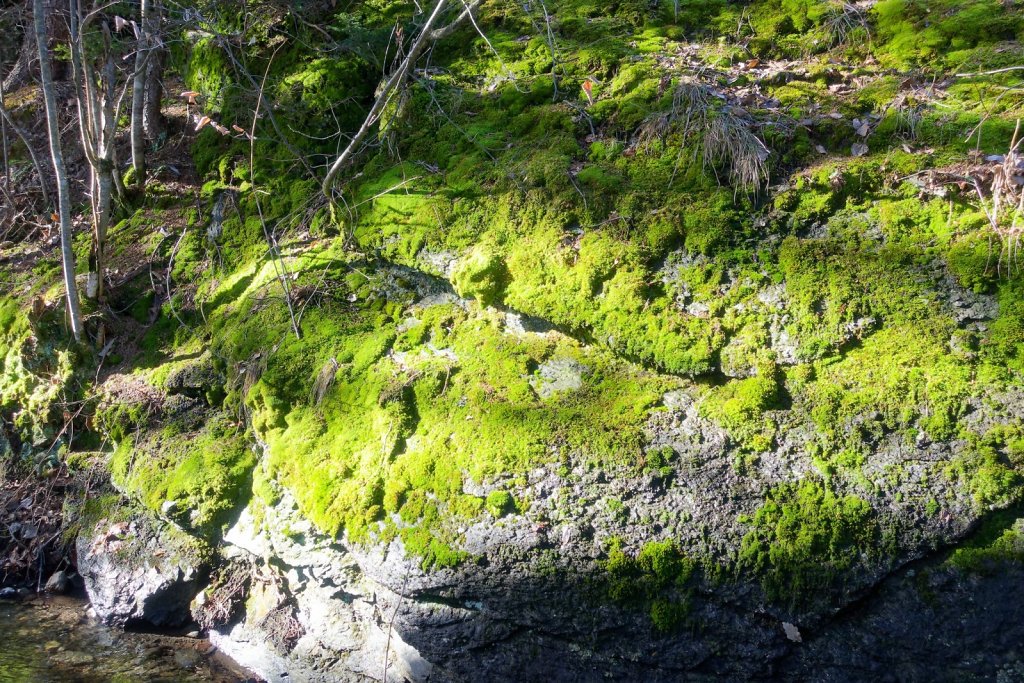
top-left (77, 508), bottom-right (212, 627)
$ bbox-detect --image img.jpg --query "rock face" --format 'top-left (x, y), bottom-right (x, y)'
top-left (77, 510), bottom-right (211, 627)
top-left (201, 488), bottom-right (1024, 683)
top-left (206, 491), bottom-right (432, 683)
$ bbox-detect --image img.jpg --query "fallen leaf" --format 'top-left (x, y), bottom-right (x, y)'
top-left (195, 116), bottom-right (212, 131)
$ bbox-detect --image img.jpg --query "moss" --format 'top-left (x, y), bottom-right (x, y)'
top-left (485, 490), bottom-right (516, 517)
top-left (944, 425), bottom-right (1024, 510)
top-left (701, 364), bottom-right (781, 453)
top-left (452, 245), bottom-right (509, 306)
top-left (946, 510), bottom-right (1024, 575)
top-left (604, 538), bottom-right (696, 632)
top-left (192, 242), bottom-right (675, 565)
top-left (739, 478), bottom-right (881, 607)
top-left (872, 0), bottom-right (1023, 70)
top-left (0, 296), bottom-right (79, 449)
top-left (985, 281), bottom-right (1024, 376)
top-left (110, 412), bottom-right (256, 539)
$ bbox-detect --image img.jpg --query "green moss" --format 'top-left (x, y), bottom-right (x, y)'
top-left (110, 413), bottom-right (256, 539)
top-left (485, 490), bottom-right (516, 517)
top-left (872, 0), bottom-right (1023, 70)
top-left (946, 510), bottom-right (1024, 575)
top-left (0, 296), bottom-right (78, 449)
top-left (701, 364), bottom-right (781, 453)
top-left (985, 281), bottom-right (1024, 376)
top-left (604, 538), bottom-right (696, 632)
top-left (452, 245), bottom-right (509, 306)
top-left (739, 478), bottom-right (881, 607)
top-left (944, 425), bottom-right (1024, 510)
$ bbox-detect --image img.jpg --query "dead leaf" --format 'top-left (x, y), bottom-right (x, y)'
top-left (195, 116), bottom-right (212, 131)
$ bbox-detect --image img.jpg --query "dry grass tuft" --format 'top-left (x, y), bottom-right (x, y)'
top-left (822, 1), bottom-right (869, 48)
top-left (639, 79), bottom-right (769, 192)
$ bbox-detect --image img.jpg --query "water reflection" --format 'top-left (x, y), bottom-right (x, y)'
top-left (0, 597), bottom-right (248, 682)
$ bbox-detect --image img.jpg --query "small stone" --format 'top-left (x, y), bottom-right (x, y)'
top-left (173, 648), bottom-right (202, 669)
top-left (161, 500), bottom-right (179, 516)
top-left (0, 587), bottom-right (19, 600)
top-left (44, 570), bottom-right (70, 594)
top-left (783, 621), bottom-right (803, 643)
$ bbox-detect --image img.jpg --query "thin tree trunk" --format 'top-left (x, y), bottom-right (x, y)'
top-left (69, 0), bottom-right (117, 302)
top-left (142, 0), bottom-right (164, 142)
top-left (130, 0), bottom-right (152, 187)
top-left (1, 63), bottom-right (9, 188)
top-left (88, 163), bottom-right (112, 299)
top-left (34, 0), bottom-right (83, 341)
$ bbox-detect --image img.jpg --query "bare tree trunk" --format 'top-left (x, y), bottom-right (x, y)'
top-left (142, 0), bottom-right (164, 142)
top-left (69, 0), bottom-right (118, 302)
top-left (34, 0), bottom-right (83, 341)
top-left (130, 0), bottom-right (152, 187)
top-left (1, 62), bottom-right (9, 188)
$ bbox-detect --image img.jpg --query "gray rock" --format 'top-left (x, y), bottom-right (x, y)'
top-left (530, 359), bottom-right (590, 399)
top-left (211, 490), bottom-right (433, 683)
top-left (44, 570), bottom-right (70, 594)
top-left (165, 353), bottom-right (222, 398)
top-left (76, 510), bottom-right (211, 627)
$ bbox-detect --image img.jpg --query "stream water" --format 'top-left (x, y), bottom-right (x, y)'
top-left (0, 596), bottom-right (250, 682)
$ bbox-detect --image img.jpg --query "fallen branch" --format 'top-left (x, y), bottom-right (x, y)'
top-left (322, 0), bottom-right (479, 196)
